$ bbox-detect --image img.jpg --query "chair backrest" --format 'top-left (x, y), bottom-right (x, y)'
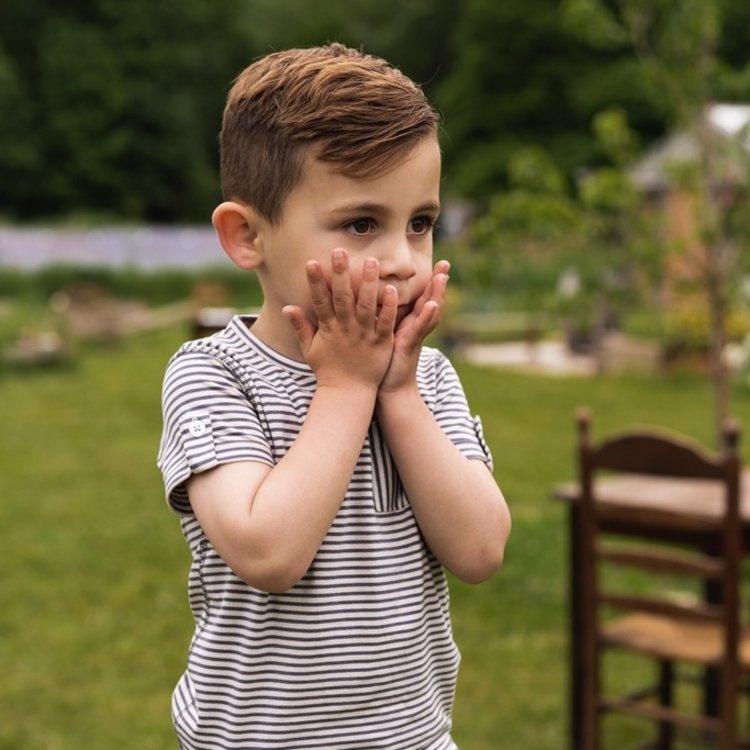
top-left (575, 408), bottom-right (743, 739)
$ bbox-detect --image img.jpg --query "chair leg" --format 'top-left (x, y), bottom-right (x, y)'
top-left (581, 688), bottom-right (598, 750)
top-left (581, 647), bottom-right (600, 750)
top-left (656, 660), bottom-right (674, 750)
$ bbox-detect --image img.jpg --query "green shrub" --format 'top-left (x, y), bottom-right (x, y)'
top-left (0, 265), bottom-right (263, 307)
top-left (664, 301), bottom-right (750, 353)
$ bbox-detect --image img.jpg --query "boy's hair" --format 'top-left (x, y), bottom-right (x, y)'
top-left (219, 43), bottom-right (440, 224)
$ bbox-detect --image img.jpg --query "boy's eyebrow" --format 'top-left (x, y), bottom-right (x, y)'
top-left (325, 201), bottom-right (441, 217)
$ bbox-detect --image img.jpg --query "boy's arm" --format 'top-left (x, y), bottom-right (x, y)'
top-left (188, 251), bottom-right (397, 593)
top-left (188, 381), bottom-right (377, 592)
top-left (376, 265), bottom-right (511, 583)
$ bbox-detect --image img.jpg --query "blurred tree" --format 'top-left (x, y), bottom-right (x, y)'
top-left (0, 0), bottom-right (246, 222)
top-left (716, 0), bottom-right (750, 94)
top-left (233, 0), bottom-right (459, 96)
top-left (562, 0), bottom-right (750, 441)
top-left (0, 41), bottom-right (39, 212)
top-left (0, 0), bottom-right (746, 223)
top-left (433, 0), bottom-right (663, 201)
top-left (0, 0), bottom-right (460, 223)
top-left (101, 0), bottom-right (246, 221)
top-left (466, 108), bottom-right (659, 366)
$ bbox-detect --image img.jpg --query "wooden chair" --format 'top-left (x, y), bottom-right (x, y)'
top-left (576, 409), bottom-right (750, 749)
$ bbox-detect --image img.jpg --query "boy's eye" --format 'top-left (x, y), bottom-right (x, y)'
top-left (409, 215), bottom-right (437, 235)
top-left (345, 218), bottom-right (375, 236)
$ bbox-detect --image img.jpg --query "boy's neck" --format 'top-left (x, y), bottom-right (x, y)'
top-left (248, 305), bottom-right (306, 363)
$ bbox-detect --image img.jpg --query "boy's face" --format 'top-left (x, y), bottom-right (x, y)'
top-left (257, 136), bottom-right (441, 327)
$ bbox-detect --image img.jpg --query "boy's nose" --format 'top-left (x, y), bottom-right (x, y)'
top-left (378, 237), bottom-right (418, 280)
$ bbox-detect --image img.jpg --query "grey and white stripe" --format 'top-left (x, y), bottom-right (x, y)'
top-left (158, 316), bottom-right (492, 749)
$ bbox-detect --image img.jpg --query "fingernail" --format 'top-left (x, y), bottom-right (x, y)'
top-left (365, 258), bottom-right (377, 270)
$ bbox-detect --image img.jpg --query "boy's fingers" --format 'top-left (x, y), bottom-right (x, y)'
top-left (430, 272), bottom-right (449, 306)
top-left (410, 270), bottom-right (448, 321)
top-left (396, 300), bottom-right (440, 354)
top-left (375, 285), bottom-right (398, 336)
top-left (356, 258), bottom-right (379, 321)
top-left (433, 259), bottom-right (450, 277)
top-left (283, 305), bottom-right (315, 352)
top-left (306, 261), bottom-right (333, 322)
top-left (418, 299), bottom-right (441, 332)
top-left (329, 249), bottom-right (354, 320)
top-left (425, 260), bottom-right (450, 308)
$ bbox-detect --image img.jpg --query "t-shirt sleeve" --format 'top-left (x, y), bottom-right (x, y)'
top-left (157, 349), bottom-right (274, 515)
top-left (428, 350), bottom-right (494, 471)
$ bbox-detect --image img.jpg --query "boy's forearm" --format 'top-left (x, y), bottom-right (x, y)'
top-left (376, 389), bottom-right (511, 583)
top-left (194, 383), bottom-right (378, 593)
top-left (251, 384), bottom-right (377, 582)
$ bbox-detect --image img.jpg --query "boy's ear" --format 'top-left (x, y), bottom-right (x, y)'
top-left (211, 201), bottom-right (264, 270)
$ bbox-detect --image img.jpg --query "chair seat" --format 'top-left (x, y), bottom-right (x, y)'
top-left (603, 614), bottom-right (750, 666)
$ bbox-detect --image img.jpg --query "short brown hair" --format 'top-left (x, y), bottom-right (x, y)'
top-left (219, 43), bottom-right (440, 224)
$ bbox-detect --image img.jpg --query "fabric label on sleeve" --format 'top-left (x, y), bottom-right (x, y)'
top-left (179, 411), bottom-right (217, 472)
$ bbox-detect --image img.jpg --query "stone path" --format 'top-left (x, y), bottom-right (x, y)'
top-left (460, 339), bottom-right (597, 376)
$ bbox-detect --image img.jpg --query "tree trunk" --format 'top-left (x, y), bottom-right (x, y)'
top-left (705, 250), bottom-right (729, 445)
top-left (698, 110), bottom-right (731, 447)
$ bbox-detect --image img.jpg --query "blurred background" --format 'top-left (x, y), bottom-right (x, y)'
top-left (1, 1), bottom-right (749, 748)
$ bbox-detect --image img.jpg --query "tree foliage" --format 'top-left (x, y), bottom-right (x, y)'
top-left (0, 0), bottom-right (747, 222)
top-left (499, 0), bottom-right (750, 438)
top-left (0, 0), bottom-right (247, 222)
top-left (466, 108), bottom-right (659, 333)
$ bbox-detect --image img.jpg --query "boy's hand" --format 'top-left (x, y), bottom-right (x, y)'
top-left (378, 260), bottom-right (450, 395)
top-left (283, 249), bottom-right (397, 391)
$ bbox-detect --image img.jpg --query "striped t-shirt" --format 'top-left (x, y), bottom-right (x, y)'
top-left (157, 316), bottom-right (493, 750)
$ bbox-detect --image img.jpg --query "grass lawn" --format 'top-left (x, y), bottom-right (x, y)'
top-left (3, 323), bottom-right (750, 749)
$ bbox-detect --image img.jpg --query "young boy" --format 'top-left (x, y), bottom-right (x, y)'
top-left (158, 43), bottom-right (511, 750)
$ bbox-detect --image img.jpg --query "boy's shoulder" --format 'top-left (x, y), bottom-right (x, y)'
top-left (164, 314), bottom-right (316, 391)
top-left (177, 314), bottom-right (255, 355)
top-left (163, 315), bottom-right (262, 387)
top-left (170, 314), bottom-right (281, 371)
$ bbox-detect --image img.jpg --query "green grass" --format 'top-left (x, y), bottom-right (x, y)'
top-left (0, 327), bottom-right (191, 749)
top-left (3, 324), bottom-right (750, 749)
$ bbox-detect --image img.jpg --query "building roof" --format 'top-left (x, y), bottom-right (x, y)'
top-left (629, 103), bottom-right (750, 190)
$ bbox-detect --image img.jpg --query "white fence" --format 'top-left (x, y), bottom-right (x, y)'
top-left (0, 227), bottom-right (231, 269)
